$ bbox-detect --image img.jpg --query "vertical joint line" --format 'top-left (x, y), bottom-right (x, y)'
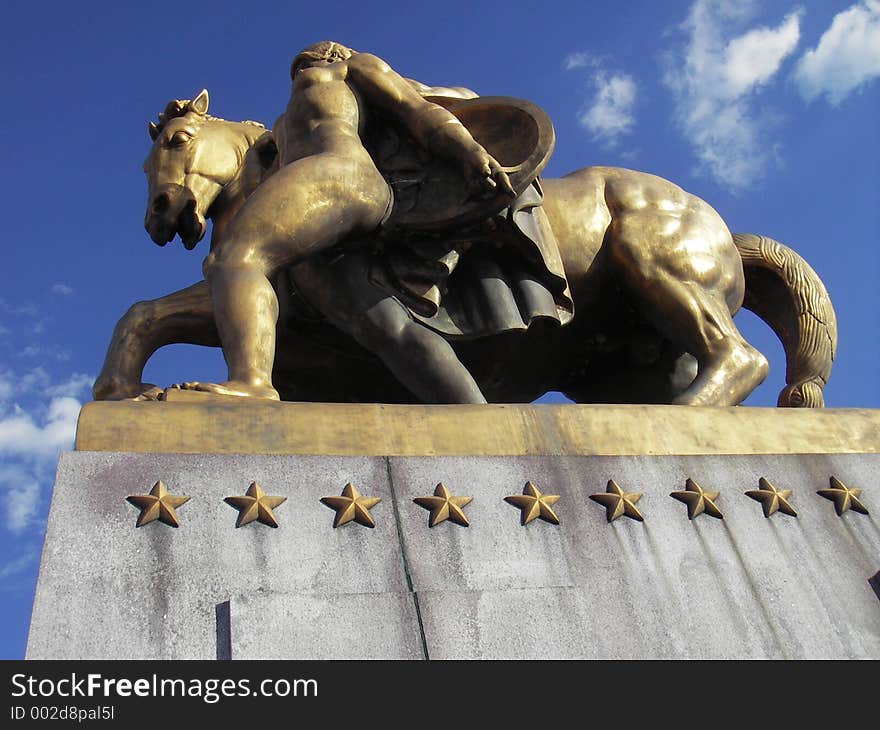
top-left (385, 456), bottom-right (430, 660)
top-left (215, 600), bottom-right (232, 660)
top-left (869, 571), bottom-right (880, 604)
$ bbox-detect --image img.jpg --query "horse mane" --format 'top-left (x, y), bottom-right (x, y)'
top-left (151, 98), bottom-right (265, 134)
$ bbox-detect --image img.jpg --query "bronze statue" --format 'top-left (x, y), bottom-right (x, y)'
top-left (94, 41), bottom-right (836, 407)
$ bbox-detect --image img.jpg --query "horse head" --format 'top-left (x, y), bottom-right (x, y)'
top-left (143, 90), bottom-right (265, 249)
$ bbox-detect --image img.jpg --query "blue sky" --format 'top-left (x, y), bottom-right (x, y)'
top-left (0, 1), bottom-right (877, 658)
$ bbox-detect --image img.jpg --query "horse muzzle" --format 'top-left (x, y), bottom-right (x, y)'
top-left (145, 183), bottom-right (206, 249)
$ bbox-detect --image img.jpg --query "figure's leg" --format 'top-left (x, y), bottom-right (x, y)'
top-left (93, 281), bottom-right (217, 400)
top-left (607, 212), bottom-right (768, 406)
top-left (293, 254), bottom-right (487, 403)
top-left (189, 153), bottom-right (392, 399)
top-left (353, 299), bottom-right (487, 403)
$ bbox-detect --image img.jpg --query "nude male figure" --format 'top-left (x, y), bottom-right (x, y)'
top-left (181, 41), bottom-right (514, 400)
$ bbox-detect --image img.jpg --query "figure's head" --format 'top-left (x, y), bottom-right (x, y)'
top-left (290, 41), bottom-right (356, 77)
top-left (142, 89), bottom-right (264, 249)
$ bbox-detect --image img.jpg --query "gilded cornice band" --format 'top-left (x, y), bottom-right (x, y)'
top-left (76, 399), bottom-right (880, 456)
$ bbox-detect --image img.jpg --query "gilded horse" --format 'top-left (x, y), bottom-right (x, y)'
top-left (93, 91), bottom-right (836, 406)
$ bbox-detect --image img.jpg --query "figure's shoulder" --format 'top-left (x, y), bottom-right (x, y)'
top-left (346, 52), bottom-right (393, 77)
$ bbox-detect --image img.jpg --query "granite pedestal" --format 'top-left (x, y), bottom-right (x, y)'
top-left (26, 402), bottom-right (880, 659)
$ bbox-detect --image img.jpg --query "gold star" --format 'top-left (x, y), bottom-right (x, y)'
top-left (320, 483), bottom-right (381, 528)
top-left (670, 478), bottom-right (723, 520)
top-left (745, 477), bottom-right (797, 518)
top-left (504, 481), bottom-right (561, 525)
top-left (589, 479), bottom-right (644, 522)
top-left (126, 480), bottom-right (190, 528)
top-left (817, 476), bottom-right (869, 516)
top-left (224, 481), bottom-right (287, 528)
top-left (413, 483), bottom-right (472, 527)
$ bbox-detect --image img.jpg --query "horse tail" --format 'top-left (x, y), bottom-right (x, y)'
top-left (733, 233), bottom-right (837, 407)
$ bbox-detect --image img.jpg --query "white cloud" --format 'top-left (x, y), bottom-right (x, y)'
top-left (0, 367), bottom-right (91, 401)
top-left (0, 369), bottom-right (86, 461)
top-left (564, 52), bottom-right (596, 71)
top-left (5, 480), bottom-right (40, 534)
top-left (14, 345), bottom-right (72, 362)
top-left (0, 547), bottom-right (38, 579)
top-left (663, 2), bottom-right (802, 191)
top-left (0, 369), bottom-right (89, 536)
top-left (45, 373), bottom-right (92, 399)
top-left (0, 299), bottom-right (38, 318)
top-left (794, 1), bottom-right (880, 105)
top-left (0, 464), bottom-right (44, 534)
top-left (566, 53), bottom-right (638, 149)
top-left (578, 73), bottom-right (637, 147)
top-left (724, 11), bottom-right (801, 95)
top-left (50, 283), bottom-right (73, 296)
top-left (0, 396), bottom-right (80, 458)
top-left (17, 367), bottom-right (50, 393)
top-left (0, 298), bottom-right (48, 337)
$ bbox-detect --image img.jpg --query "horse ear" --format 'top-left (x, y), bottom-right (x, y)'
top-left (189, 89), bottom-right (209, 116)
top-left (148, 121), bottom-right (159, 141)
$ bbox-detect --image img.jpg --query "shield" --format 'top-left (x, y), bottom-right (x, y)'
top-left (376, 96), bottom-right (555, 232)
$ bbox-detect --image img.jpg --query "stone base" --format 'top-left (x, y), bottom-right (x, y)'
top-left (27, 403), bottom-right (880, 659)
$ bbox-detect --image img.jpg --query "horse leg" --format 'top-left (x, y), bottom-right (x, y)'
top-left (606, 214), bottom-right (769, 406)
top-left (92, 281), bottom-right (218, 400)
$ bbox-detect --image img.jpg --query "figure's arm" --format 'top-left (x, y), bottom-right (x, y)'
top-left (404, 77), bottom-right (478, 100)
top-left (348, 53), bottom-right (514, 196)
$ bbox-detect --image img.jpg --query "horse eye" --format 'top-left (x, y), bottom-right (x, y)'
top-left (169, 130), bottom-right (192, 146)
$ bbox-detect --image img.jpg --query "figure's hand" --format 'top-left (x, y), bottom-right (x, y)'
top-left (421, 114), bottom-right (517, 199)
top-left (481, 154), bottom-right (517, 198)
top-left (466, 148), bottom-right (517, 199)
